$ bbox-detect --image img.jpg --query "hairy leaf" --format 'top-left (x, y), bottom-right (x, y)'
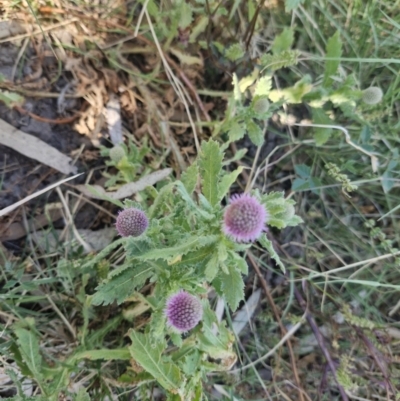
top-left (72, 348), bottom-right (131, 362)
top-left (227, 120), bottom-right (246, 142)
top-left (181, 163), bottom-right (198, 194)
top-left (229, 251), bottom-right (248, 275)
top-left (218, 166), bottom-right (244, 201)
top-left (254, 75), bottom-right (272, 97)
top-left (323, 31), bottom-right (342, 87)
top-left (175, 181), bottom-right (214, 220)
top-left (259, 234), bottom-right (285, 273)
top-left (199, 140), bottom-right (223, 207)
top-left (91, 265), bottom-right (153, 305)
top-left (225, 43), bottom-right (245, 61)
top-left (205, 253), bottom-right (219, 282)
top-left (220, 264), bottom-right (244, 311)
top-left (261, 50), bottom-right (300, 71)
top-left (312, 107), bottom-right (333, 145)
top-left (272, 28), bottom-right (294, 55)
top-left (247, 119), bottom-right (264, 146)
top-left (179, 1), bottom-right (192, 29)
top-left (14, 328), bottom-right (43, 381)
top-left (137, 235), bottom-right (219, 261)
top-left (128, 331), bottom-right (182, 392)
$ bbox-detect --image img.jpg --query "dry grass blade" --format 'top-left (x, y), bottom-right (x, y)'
top-left (0, 174), bottom-right (82, 217)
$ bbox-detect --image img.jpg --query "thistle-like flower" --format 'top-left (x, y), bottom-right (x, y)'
top-left (223, 193), bottom-right (268, 242)
top-left (362, 87), bottom-right (383, 105)
top-left (165, 291), bottom-right (203, 332)
top-left (253, 97), bottom-right (270, 114)
top-left (109, 145), bottom-right (125, 163)
top-left (115, 208), bottom-right (148, 237)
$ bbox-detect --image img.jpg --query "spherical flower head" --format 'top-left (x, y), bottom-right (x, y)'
top-left (362, 87), bottom-right (383, 105)
top-left (253, 97), bottom-right (270, 114)
top-left (223, 193), bottom-right (268, 242)
top-left (165, 291), bottom-right (203, 332)
top-left (115, 208), bottom-right (148, 237)
top-left (109, 145), bottom-right (125, 163)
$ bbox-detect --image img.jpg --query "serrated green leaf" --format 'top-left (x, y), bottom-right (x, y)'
top-left (125, 237), bottom-right (152, 258)
top-left (205, 254), bottom-right (219, 282)
top-left (261, 50), bottom-right (300, 71)
top-left (199, 140), bottom-right (223, 207)
top-left (311, 107), bottom-right (333, 145)
top-left (71, 348), bottom-right (131, 362)
top-left (138, 235), bottom-right (218, 261)
top-left (294, 164), bottom-right (311, 178)
top-left (177, 245), bottom-right (214, 267)
top-left (14, 328), bottom-right (43, 380)
top-left (179, 1), bottom-right (192, 29)
top-left (91, 265), bottom-right (153, 305)
top-left (128, 331), bottom-right (182, 393)
top-left (238, 69), bottom-right (259, 93)
top-left (181, 163), bottom-right (198, 194)
top-left (247, 119), bottom-right (264, 146)
top-left (217, 242), bottom-right (228, 263)
top-left (225, 43), bottom-right (245, 61)
top-left (254, 75), bottom-right (272, 97)
top-left (227, 120), bottom-right (246, 142)
top-left (220, 264), bottom-right (244, 311)
top-left (262, 191), bottom-right (284, 201)
top-left (229, 252), bottom-right (248, 275)
top-left (262, 191), bottom-right (287, 215)
top-left (292, 178), bottom-right (310, 191)
top-left (323, 31), bottom-right (342, 87)
top-left (81, 237), bottom-right (125, 270)
top-left (285, 0), bottom-right (305, 11)
top-left (150, 307), bottom-right (167, 339)
top-left (170, 332), bottom-right (183, 348)
top-left (258, 234), bottom-right (285, 273)
top-left (218, 166), bottom-right (244, 201)
top-left (180, 350), bottom-right (201, 376)
top-left (269, 75), bottom-right (312, 103)
top-left (272, 28), bottom-right (294, 55)
top-left (175, 181), bottom-right (214, 220)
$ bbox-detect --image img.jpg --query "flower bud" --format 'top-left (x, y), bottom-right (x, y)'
top-left (223, 193), bottom-right (268, 242)
top-left (165, 291), bottom-right (203, 332)
top-left (362, 87), bottom-right (383, 105)
top-left (253, 97), bottom-right (270, 114)
top-left (116, 208), bottom-right (148, 237)
top-left (109, 145), bottom-right (125, 163)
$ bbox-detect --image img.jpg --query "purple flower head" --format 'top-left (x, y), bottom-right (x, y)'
top-left (165, 291), bottom-right (203, 332)
top-left (223, 193), bottom-right (268, 242)
top-left (116, 208), bottom-right (148, 237)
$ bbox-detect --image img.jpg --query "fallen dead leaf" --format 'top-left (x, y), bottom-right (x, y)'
top-left (106, 94), bottom-right (123, 145)
top-left (0, 118), bottom-right (78, 175)
top-left (75, 168), bottom-right (172, 200)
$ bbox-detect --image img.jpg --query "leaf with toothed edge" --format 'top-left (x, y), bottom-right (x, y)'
top-left (198, 140), bottom-right (223, 207)
top-left (128, 331), bottom-right (183, 393)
